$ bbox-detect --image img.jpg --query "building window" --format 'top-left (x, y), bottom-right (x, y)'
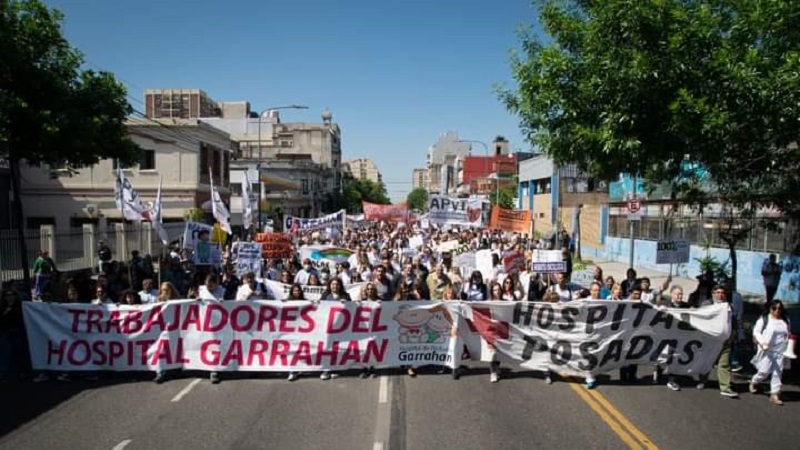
top-left (230, 183), bottom-right (242, 196)
top-left (139, 150), bottom-right (156, 170)
top-left (302, 179), bottom-right (309, 194)
top-left (280, 140), bottom-right (292, 148)
top-left (112, 159), bottom-right (132, 170)
top-left (252, 183), bottom-right (259, 196)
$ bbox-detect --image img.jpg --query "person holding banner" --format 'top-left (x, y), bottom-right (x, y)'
top-left (696, 285), bottom-right (738, 398)
top-left (500, 277), bottom-right (522, 301)
top-left (321, 278), bottom-right (350, 302)
top-left (285, 285), bottom-right (307, 382)
top-left (463, 271), bottom-right (489, 301)
top-left (236, 272), bottom-right (268, 301)
top-left (657, 285), bottom-right (691, 391)
top-left (156, 282), bottom-right (180, 303)
top-left (198, 274), bottom-right (226, 302)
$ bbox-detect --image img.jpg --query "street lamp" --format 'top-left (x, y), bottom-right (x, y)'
top-left (257, 105), bottom-right (309, 230)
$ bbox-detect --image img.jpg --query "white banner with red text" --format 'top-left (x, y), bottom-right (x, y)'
top-left (23, 301), bottom-right (459, 372)
top-left (23, 301), bottom-right (728, 375)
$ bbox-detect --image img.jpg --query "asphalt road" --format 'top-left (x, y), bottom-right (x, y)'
top-left (1, 364), bottom-right (798, 450)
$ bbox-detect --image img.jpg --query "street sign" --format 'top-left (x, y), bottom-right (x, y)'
top-left (627, 198), bottom-right (642, 221)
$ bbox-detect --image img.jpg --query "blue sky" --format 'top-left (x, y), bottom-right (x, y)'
top-left (46, 0), bottom-right (541, 201)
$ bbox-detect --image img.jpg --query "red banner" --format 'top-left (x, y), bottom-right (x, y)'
top-left (362, 201), bottom-right (409, 222)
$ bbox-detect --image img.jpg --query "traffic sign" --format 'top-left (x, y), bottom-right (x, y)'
top-left (627, 199), bottom-right (642, 220)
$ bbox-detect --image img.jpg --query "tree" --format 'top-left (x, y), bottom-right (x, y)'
top-left (1, 0), bottom-right (140, 289)
top-left (489, 177), bottom-right (517, 210)
top-left (339, 174), bottom-right (390, 213)
top-left (500, 0), bottom-right (800, 288)
top-left (406, 187), bottom-right (428, 212)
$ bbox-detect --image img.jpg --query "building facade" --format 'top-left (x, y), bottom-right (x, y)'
top-left (144, 89), bottom-right (222, 120)
top-left (342, 158), bottom-right (381, 184)
top-left (426, 131), bottom-right (471, 194)
top-left (411, 168), bottom-right (428, 191)
top-left (17, 118), bottom-right (235, 230)
top-left (206, 108), bottom-right (341, 226)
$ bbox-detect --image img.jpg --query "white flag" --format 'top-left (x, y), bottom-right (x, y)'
top-left (210, 168), bottom-right (232, 235)
top-left (150, 176), bottom-right (169, 245)
top-left (242, 170), bottom-right (254, 230)
top-left (114, 163), bottom-right (147, 221)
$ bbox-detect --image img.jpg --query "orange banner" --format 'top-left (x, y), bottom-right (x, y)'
top-left (255, 232), bottom-right (294, 259)
top-left (362, 201), bottom-right (409, 222)
top-left (489, 206), bottom-right (531, 233)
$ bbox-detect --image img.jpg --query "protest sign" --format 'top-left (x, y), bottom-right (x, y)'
top-left (475, 250), bottom-right (494, 282)
top-left (363, 201), bottom-right (409, 223)
top-left (428, 195), bottom-right (483, 227)
top-left (408, 235), bottom-right (424, 250)
top-left (255, 233), bottom-right (293, 259)
top-left (23, 301), bottom-right (457, 372)
top-left (489, 207), bottom-right (531, 234)
top-left (454, 301), bottom-right (729, 377)
top-left (531, 250), bottom-right (567, 273)
top-left (183, 222), bottom-right (214, 251)
top-left (193, 242), bottom-right (221, 267)
top-left (502, 249), bottom-right (526, 275)
top-left (656, 240), bottom-right (691, 264)
top-left (299, 246), bottom-right (354, 265)
top-left (284, 210), bottom-right (345, 232)
top-left (235, 242), bottom-right (263, 276)
top-left (263, 279), bottom-right (366, 301)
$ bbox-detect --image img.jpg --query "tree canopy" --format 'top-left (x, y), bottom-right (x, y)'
top-left (406, 187), bottom-right (428, 212)
top-left (500, 0), bottom-right (800, 202)
top-left (340, 174), bottom-right (390, 213)
top-left (500, 0), bottom-right (800, 259)
top-left (0, 0), bottom-right (139, 167)
top-left (1, 0), bottom-right (139, 287)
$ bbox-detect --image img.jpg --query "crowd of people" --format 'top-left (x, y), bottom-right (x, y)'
top-left (0, 220), bottom-right (794, 405)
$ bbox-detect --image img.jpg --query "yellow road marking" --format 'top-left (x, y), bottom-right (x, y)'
top-left (566, 379), bottom-right (659, 450)
top-left (585, 387), bottom-right (659, 449)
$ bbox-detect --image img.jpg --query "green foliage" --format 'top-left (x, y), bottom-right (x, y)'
top-left (406, 187), bottom-right (428, 212)
top-left (500, 0), bottom-right (800, 218)
top-left (695, 239), bottom-right (731, 284)
top-left (340, 174), bottom-right (390, 213)
top-left (183, 208), bottom-right (204, 222)
top-left (490, 177), bottom-right (517, 209)
top-left (0, 0), bottom-right (139, 167)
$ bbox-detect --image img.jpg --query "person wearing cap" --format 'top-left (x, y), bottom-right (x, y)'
top-left (294, 258), bottom-right (317, 285)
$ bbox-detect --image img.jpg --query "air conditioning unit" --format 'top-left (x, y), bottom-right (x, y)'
top-left (84, 204), bottom-right (99, 217)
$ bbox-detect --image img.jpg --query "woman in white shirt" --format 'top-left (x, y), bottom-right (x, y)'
top-left (749, 300), bottom-right (792, 405)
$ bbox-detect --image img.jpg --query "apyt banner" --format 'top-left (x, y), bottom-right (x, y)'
top-left (427, 195), bottom-right (483, 227)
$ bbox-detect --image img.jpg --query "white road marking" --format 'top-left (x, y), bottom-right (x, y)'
top-left (170, 378), bottom-right (202, 403)
top-left (373, 442), bottom-right (384, 450)
top-left (378, 375), bottom-right (389, 404)
top-left (111, 439), bottom-right (132, 450)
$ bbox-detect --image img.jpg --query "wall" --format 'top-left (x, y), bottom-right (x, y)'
top-left (586, 236), bottom-right (800, 301)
